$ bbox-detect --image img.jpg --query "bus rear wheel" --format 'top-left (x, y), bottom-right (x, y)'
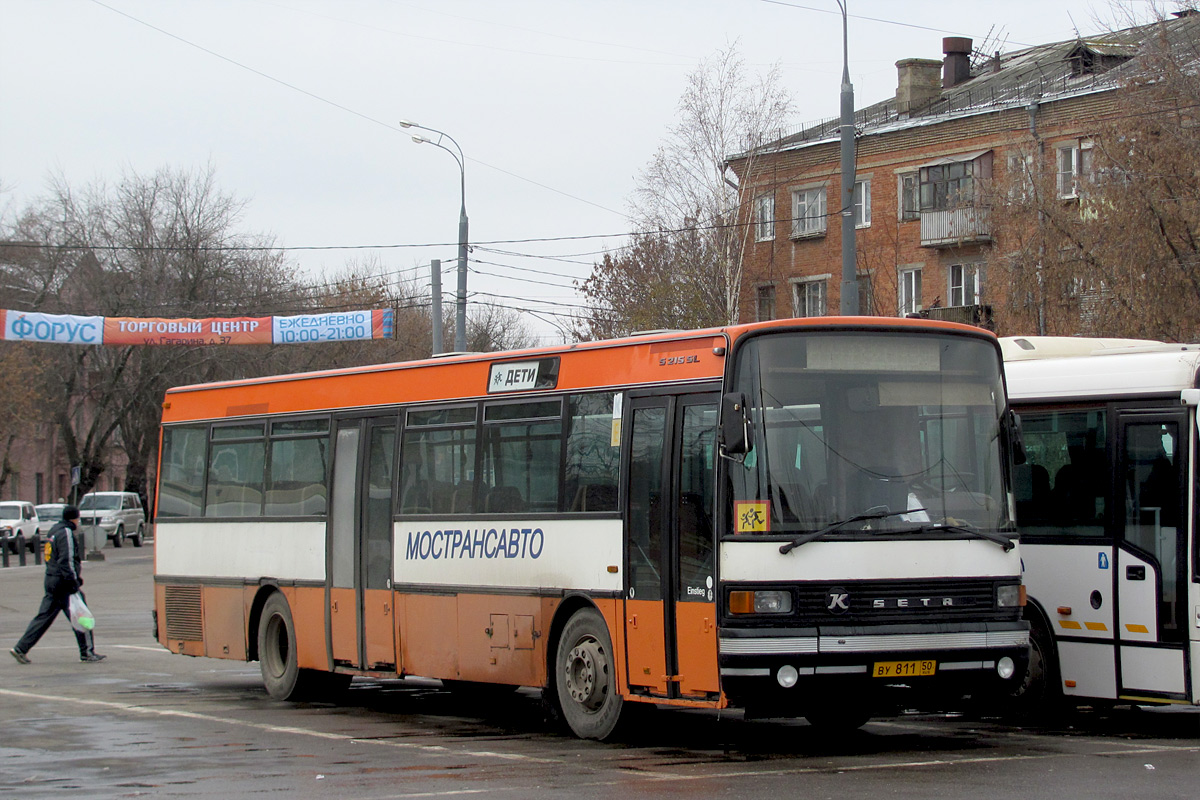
top-left (554, 607), bottom-right (624, 740)
top-left (257, 593), bottom-right (350, 701)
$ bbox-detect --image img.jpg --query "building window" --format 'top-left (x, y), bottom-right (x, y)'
top-left (919, 152), bottom-right (991, 211)
top-left (853, 180), bottom-right (871, 228)
top-left (1056, 141), bottom-right (1093, 199)
top-left (756, 284), bottom-right (776, 321)
top-left (792, 278), bottom-right (827, 317)
top-left (754, 193), bottom-right (775, 241)
top-left (898, 172), bottom-right (919, 221)
top-left (949, 264), bottom-right (983, 306)
top-left (899, 267), bottom-right (922, 315)
top-left (791, 186), bottom-right (827, 238)
top-left (857, 271), bottom-right (874, 314)
top-left (1006, 153), bottom-right (1034, 201)
top-left (921, 161), bottom-right (974, 210)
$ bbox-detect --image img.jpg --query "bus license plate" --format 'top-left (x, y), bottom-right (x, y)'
top-left (873, 660), bottom-right (936, 678)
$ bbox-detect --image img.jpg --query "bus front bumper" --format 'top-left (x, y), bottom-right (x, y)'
top-left (718, 621), bottom-right (1029, 705)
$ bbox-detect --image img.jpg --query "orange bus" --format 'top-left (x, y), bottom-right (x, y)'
top-left (153, 317), bottom-right (1029, 739)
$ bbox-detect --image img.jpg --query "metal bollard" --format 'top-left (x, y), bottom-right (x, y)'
top-left (1, 544), bottom-right (8, 568)
top-left (17, 541), bottom-right (26, 566)
top-left (33, 536), bottom-right (42, 565)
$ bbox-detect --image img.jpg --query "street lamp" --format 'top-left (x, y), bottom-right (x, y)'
top-left (835, 0), bottom-right (859, 315)
top-left (400, 119), bottom-right (469, 352)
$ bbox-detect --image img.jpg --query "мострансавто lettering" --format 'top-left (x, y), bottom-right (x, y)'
top-left (405, 528), bottom-right (545, 560)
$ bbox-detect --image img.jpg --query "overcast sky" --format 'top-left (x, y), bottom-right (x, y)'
top-left (0, 0), bottom-right (1159, 343)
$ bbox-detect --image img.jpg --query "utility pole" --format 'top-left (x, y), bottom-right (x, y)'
top-left (837, 0), bottom-right (859, 315)
top-left (430, 258), bottom-right (443, 355)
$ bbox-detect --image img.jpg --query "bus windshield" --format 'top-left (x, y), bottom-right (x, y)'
top-left (727, 331), bottom-right (1013, 536)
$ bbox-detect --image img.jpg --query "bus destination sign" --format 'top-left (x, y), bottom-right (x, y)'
top-left (487, 357), bottom-right (560, 393)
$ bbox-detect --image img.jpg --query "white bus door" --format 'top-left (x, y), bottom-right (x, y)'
top-left (624, 393), bottom-right (720, 699)
top-left (1116, 412), bottom-right (1189, 699)
top-left (328, 418), bottom-right (398, 672)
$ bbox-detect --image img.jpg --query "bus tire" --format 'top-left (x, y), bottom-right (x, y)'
top-left (258, 593), bottom-right (310, 701)
top-left (554, 607), bottom-right (624, 740)
top-left (804, 700), bottom-right (872, 733)
top-left (1009, 612), bottom-right (1061, 718)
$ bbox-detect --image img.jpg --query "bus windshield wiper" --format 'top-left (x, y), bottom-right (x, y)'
top-left (779, 508), bottom-right (926, 554)
top-left (912, 522), bottom-right (1016, 552)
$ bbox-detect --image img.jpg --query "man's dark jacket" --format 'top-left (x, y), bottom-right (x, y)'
top-left (44, 520), bottom-right (82, 595)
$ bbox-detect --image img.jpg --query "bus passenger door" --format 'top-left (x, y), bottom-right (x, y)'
top-left (624, 393), bottom-right (719, 699)
top-left (1116, 412), bottom-right (1189, 699)
top-left (329, 417), bottom-right (398, 672)
top-left (625, 400), bottom-right (669, 694)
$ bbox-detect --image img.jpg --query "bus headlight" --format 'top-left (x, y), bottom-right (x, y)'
top-left (996, 584), bottom-right (1026, 608)
top-left (729, 590), bottom-right (793, 614)
top-left (997, 656), bottom-right (1016, 679)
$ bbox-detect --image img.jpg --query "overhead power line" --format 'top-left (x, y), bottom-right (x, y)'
top-left (87, 0), bottom-right (624, 218)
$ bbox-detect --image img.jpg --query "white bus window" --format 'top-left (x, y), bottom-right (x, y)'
top-left (1014, 409), bottom-right (1107, 538)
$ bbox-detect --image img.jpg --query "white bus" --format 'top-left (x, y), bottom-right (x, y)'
top-left (1003, 336), bottom-right (1200, 708)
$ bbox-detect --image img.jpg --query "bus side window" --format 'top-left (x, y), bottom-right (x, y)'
top-left (1015, 409), bottom-right (1106, 538)
top-left (563, 392), bottom-right (619, 513)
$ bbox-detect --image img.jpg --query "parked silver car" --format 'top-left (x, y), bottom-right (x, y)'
top-left (0, 501), bottom-right (40, 554)
top-left (78, 492), bottom-right (146, 548)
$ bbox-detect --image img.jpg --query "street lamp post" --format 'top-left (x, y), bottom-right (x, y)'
top-left (836, 0), bottom-right (859, 316)
top-left (400, 120), bottom-right (469, 352)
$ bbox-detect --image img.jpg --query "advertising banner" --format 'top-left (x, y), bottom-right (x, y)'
top-left (0, 308), bottom-right (393, 346)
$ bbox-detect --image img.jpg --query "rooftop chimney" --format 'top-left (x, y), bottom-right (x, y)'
top-left (896, 58), bottom-right (942, 114)
top-left (943, 37), bottom-right (973, 88)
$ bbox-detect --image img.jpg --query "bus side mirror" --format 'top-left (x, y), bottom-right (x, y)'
top-left (1008, 410), bottom-right (1027, 465)
top-left (720, 392), bottom-right (752, 456)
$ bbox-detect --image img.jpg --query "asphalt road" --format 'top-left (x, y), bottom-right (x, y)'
top-left (1, 543), bottom-right (1198, 799)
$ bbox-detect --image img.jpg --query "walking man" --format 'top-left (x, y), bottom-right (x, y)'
top-left (10, 505), bottom-right (105, 663)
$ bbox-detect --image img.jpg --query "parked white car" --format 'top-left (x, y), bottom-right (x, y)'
top-left (0, 501), bottom-right (40, 555)
top-left (35, 503), bottom-right (69, 537)
top-left (78, 492), bottom-right (147, 548)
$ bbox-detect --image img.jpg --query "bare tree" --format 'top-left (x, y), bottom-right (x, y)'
top-left (988, 13), bottom-right (1200, 340)
top-left (576, 43), bottom-right (792, 339)
top-left (4, 166), bottom-right (301, 504)
top-left (466, 303), bottom-right (537, 353)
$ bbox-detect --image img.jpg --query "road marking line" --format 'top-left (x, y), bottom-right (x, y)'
top-left (111, 645), bottom-right (173, 653)
top-left (0, 687), bottom-right (559, 764)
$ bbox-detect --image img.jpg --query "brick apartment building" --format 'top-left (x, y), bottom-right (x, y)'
top-left (728, 12), bottom-right (1200, 330)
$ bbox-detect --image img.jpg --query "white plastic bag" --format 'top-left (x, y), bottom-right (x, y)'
top-left (68, 592), bottom-right (95, 632)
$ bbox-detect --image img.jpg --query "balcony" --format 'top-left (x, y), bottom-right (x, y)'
top-left (920, 207), bottom-right (991, 248)
top-left (912, 304), bottom-right (994, 330)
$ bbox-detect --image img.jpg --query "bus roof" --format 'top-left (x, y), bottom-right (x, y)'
top-left (160, 316), bottom-right (995, 424)
top-left (999, 335), bottom-right (1167, 361)
top-left (1003, 337), bottom-right (1200, 401)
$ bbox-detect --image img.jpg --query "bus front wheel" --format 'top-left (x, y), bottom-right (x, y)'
top-left (554, 607), bottom-right (624, 740)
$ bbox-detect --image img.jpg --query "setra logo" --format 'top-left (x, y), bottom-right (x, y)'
top-left (825, 588), bottom-right (850, 614)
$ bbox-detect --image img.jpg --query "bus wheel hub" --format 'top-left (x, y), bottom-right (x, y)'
top-left (565, 640), bottom-right (604, 708)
